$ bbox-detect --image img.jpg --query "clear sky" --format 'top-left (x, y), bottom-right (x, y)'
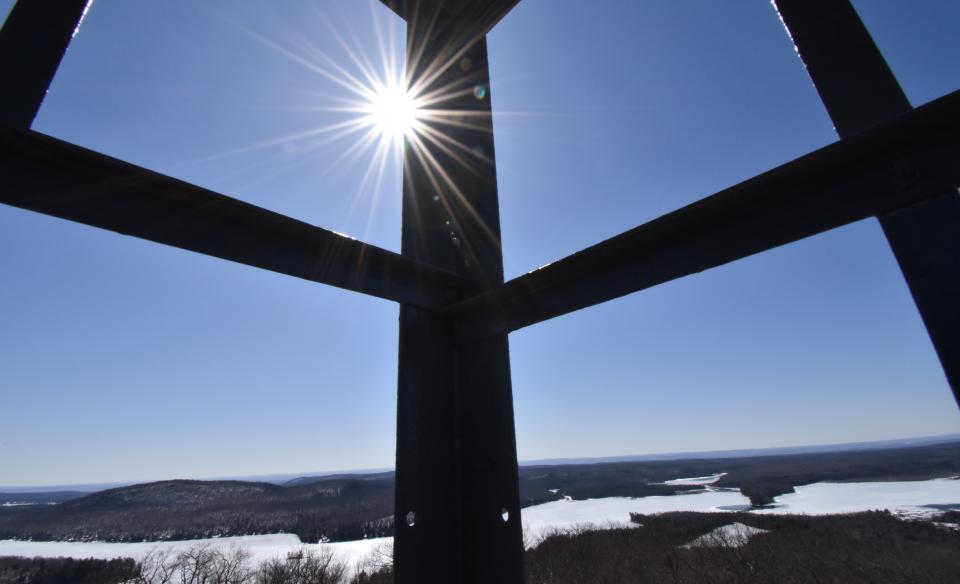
top-left (1, 0), bottom-right (958, 487)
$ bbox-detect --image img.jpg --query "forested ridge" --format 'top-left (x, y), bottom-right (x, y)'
top-left (2, 441), bottom-right (958, 543)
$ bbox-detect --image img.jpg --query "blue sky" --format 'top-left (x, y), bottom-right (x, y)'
top-left (1, 0), bottom-right (958, 487)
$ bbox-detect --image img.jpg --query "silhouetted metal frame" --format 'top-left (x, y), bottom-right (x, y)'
top-left (772, 0), bottom-right (960, 400)
top-left (393, 3), bottom-right (524, 582)
top-left (0, 127), bottom-right (469, 309)
top-left (0, 0), bottom-right (957, 582)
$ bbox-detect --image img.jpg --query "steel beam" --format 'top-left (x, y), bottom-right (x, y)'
top-left (881, 194), bottom-right (960, 397)
top-left (444, 90), bottom-right (960, 338)
top-left (394, 10), bottom-right (524, 584)
top-left (0, 0), bottom-right (91, 128)
top-left (0, 127), bottom-right (468, 308)
top-left (775, 0), bottom-right (960, 399)
top-left (378, 0), bottom-right (522, 40)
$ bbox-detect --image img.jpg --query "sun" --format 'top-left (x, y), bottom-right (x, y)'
top-left (365, 82), bottom-right (423, 145)
top-left (226, 6), bottom-right (489, 210)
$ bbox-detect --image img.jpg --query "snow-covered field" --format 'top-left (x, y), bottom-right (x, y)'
top-left (1, 477), bottom-right (957, 568)
top-left (0, 534), bottom-right (390, 576)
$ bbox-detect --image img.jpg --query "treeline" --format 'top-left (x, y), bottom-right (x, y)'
top-left (0, 479), bottom-right (394, 544)
top-left (4, 512), bottom-right (958, 582)
top-left (0, 556), bottom-right (138, 584)
top-left (356, 512), bottom-right (960, 584)
top-left (521, 511), bottom-right (960, 583)
top-left (350, 511), bottom-right (960, 583)
top-left (712, 441), bottom-right (960, 505)
top-left (520, 441), bottom-right (960, 507)
top-left (0, 492), bottom-right (84, 507)
top-left (0, 545), bottom-right (389, 584)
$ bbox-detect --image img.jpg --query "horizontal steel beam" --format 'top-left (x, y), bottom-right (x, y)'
top-left (378, 0), bottom-right (521, 38)
top-left (446, 90), bottom-right (960, 338)
top-left (0, 127), bottom-right (469, 308)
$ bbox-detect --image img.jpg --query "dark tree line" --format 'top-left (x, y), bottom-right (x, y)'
top-left (0, 545), bottom-right (389, 584)
top-left (0, 556), bottom-right (139, 584)
top-left (351, 511), bottom-right (960, 583)
top-left (522, 511), bottom-right (960, 584)
top-left (0, 479), bottom-right (395, 544)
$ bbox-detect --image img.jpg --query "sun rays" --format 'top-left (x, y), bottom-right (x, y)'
top-left (363, 80), bottom-right (424, 145)
top-left (205, 0), bottom-right (497, 247)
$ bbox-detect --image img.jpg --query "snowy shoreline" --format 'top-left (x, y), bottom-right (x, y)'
top-left (1, 477), bottom-right (957, 569)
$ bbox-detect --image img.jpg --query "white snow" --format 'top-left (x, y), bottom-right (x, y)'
top-left (1, 477), bottom-right (956, 563)
top-left (520, 489), bottom-right (750, 546)
top-left (681, 522), bottom-right (768, 548)
top-left (754, 477), bottom-right (960, 517)
top-left (0, 534), bottom-right (390, 576)
top-left (519, 476), bottom-right (959, 546)
top-left (664, 473), bottom-right (728, 486)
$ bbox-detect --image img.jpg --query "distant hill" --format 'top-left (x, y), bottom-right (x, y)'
top-left (263, 433), bottom-right (960, 486)
top-left (283, 471), bottom-right (394, 488)
top-left (0, 491), bottom-right (85, 507)
top-left (0, 477), bottom-right (394, 544)
top-left (2, 439), bottom-right (958, 544)
top-left (518, 433), bottom-right (960, 466)
top-left (5, 434), bottom-right (956, 493)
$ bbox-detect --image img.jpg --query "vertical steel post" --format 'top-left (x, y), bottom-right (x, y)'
top-left (394, 4), bottom-right (525, 583)
top-left (774, 0), bottom-right (960, 401)
top-left (0, 0), bottom-right (91, 128)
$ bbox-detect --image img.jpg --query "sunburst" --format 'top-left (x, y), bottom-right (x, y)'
top-left (364, 80), bottom-right (425, 145)
top-left (206, 1), bottom-right (497, 245)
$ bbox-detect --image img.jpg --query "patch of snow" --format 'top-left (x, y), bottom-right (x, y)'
top-left (754, 478), bottom-right (960, 517)
top-left (519, 477), bottom-right (960, 547)
top-left (681, 522), bottom-right (767, 548)
top-left (547, 489), bottom-right (559, 494)
top-left (520, 489), bottom-right (749, 547)
top-left (664, 473), bottom-right (727, 486)
top-left (1, 503), bottom-right (37, 507)
top-left (0, 534), bottom-right (390, 576)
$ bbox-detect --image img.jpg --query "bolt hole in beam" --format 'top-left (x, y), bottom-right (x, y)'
top-left (501, 508), bottom-right (510, 523)
top-left (405, 510), bottom-right (416, 528)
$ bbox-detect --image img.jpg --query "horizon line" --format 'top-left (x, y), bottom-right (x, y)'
top-left (3, 431), bottom-right (959, 492)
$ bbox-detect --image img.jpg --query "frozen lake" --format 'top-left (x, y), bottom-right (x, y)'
top-left (755, 477), bottom-right (960, 516)
top-left (1, 477), bottom-right (957, 567)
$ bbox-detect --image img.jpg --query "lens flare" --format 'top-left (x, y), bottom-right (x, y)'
top-left (366, 83), bottom-right (422, 143)
top-left (217, 3), bottom-right (501, 247)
